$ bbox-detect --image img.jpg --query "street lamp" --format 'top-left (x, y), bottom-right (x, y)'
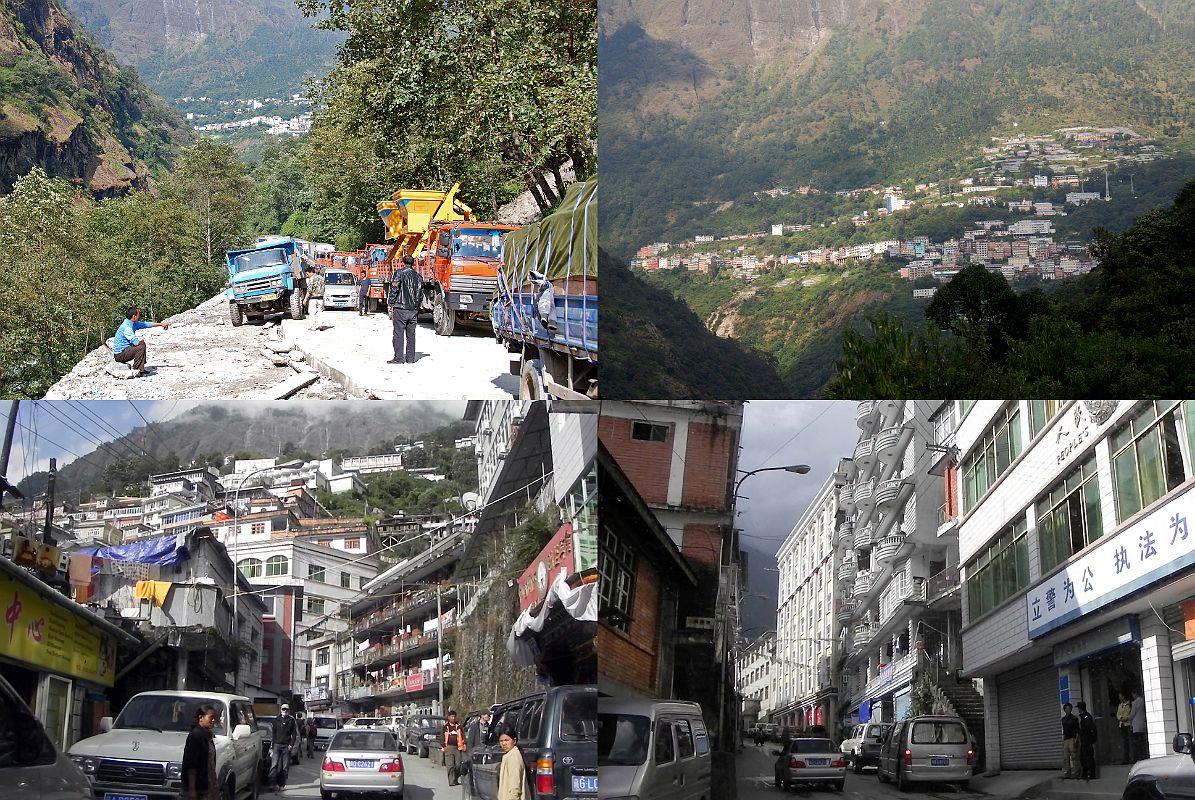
top-left (734, 464), bottom-right (811, 498)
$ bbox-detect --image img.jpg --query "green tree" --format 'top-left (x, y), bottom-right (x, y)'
top-left (167, 139), bottom-right (252, 269)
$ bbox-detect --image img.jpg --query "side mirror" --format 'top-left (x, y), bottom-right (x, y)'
top-left (100, 717), bottom-right (113, 733)
top-left (232, 724), bottom-right (253, 741)
top-left (1174, 733), bottom-right (1193, 754)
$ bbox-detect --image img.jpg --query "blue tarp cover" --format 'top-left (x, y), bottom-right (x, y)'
top-left (79, 533), bottom-right (189, 566)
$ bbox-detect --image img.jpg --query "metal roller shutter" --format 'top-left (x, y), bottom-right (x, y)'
top-left (997, 658), bottom-right (1061, 769)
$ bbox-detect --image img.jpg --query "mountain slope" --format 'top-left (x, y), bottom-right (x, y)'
top-left (1, 0), bottom-right (192, 196)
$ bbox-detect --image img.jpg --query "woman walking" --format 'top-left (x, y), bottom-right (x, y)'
top-left (497, 727), bottom-right (527, 800)
top-left (183, 705), bottom-right (220, 800)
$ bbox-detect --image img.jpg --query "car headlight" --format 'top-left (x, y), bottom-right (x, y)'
top-left (70, 755), bottom-right (98, 775)
top-left (167, 762), bottom-right (183, 780)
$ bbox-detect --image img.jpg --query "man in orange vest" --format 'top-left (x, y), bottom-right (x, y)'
top-left (441, 710), bottom-right (466, 786)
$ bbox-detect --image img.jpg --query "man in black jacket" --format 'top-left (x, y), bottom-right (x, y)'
top-left (387, 255), bottom-right (425, 364)
top-left (1077, 701), bottom-right (1099, 780)
top-left (270, 704), bottom-right (300, 789)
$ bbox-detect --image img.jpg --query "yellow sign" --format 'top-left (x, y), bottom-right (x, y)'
top-left (0, 573), bottom-right (114, 687)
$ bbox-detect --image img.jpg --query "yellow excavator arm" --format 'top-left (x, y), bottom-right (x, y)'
top-left (376, 183), bottom-right (476, 259)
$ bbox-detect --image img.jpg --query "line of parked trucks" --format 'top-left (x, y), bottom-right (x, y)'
top-left (223, 179), bottom-right (598, 400)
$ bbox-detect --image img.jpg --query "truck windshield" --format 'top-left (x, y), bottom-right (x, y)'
top-left (116, 695), bottom-right (225, 735)
top-left (233, 248), bottom-right (288, 272)
top-left (597, 713), bottom-right (649, 766)
top-left (452, 228), bottom-right (509, 259)
top-left (325, 272), bottom-right (357, 285)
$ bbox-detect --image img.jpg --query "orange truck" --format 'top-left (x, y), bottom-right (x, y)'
top-left (360, 243), bottom-right (394, 313)
top-left (377, 184), bottom-right (519, 335)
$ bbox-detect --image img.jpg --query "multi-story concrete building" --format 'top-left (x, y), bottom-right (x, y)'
top-left (737, 631), bottom-right (776, 730)
top-left (955, 400), bottom-right (1195, 772)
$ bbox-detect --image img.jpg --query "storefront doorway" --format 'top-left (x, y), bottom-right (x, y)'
top-left (1079, 644), bottom-right (1143, 766)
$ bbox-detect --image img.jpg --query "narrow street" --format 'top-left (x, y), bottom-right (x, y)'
top-left (269, 747), bottom-right (463, 800)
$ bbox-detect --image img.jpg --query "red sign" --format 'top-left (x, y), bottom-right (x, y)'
top-left (516, 522), bottom-right (575, 612)
top-left (405, 672), bottom-right (424, 693)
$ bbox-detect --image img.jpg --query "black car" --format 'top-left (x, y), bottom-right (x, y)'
top-left (466, 684), bottom-right (597, 800)
top-left (404, 714), bottom-right (448, 758)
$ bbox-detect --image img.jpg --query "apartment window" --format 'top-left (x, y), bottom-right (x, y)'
top-left (966, 518), bottom-right (1029, 620)
top-left (962, 404), bottom-right (1023, 512)
top-left (265, 555), bottom-right (289, 577)
top-left (1037, 455), bottom-right (1103, 573)
top-left (931, 404), bottom-right (957, 448)
top-left (599, 527), bottom-right (635, 632)
top-left (1112, 401), bottom-right (1190, 523)
top-left (238, 558), bottom-right (263, 578)
top-left (309, 564), bottom-right (326, 582)
top-left (317, 647), bottom-right (330, 667)
top-left (261, 595), bottom-right (276, 616)
top-left (345, 538), bottom-right (361, 549)
top-left (341, 571), bottom-right (351, 588)
top-left (251, 522), bottom-right (266, 536)
top-left (1028, 400), bottom-right (1063, 438)
top-left (360, 576), bottom-right (368, 590)
top-left (631, 421), bottom-right (669, 442)
top-left (305, 663), bottom-right (312, 681)
top-left (307, 597), bottom-right (325, 614)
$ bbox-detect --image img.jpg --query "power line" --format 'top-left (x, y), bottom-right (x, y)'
top-left (124, 400), bottom-right (176, 456)
top-left (32, 402), bottom-right (148, 469)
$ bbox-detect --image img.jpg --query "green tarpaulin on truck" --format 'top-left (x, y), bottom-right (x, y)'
top-left (501, 177), bottom-right (597, 282)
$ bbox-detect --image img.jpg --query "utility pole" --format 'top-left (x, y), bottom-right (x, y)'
top-left (436, 584), bottom-right (444, 714)
top-left (0, 400), bottom-right (18, 478)
top-left (43, 458), bottom-right (56, 543)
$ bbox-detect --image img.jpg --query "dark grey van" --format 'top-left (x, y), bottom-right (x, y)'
top-left (466, 685), bottom-right (597, 799)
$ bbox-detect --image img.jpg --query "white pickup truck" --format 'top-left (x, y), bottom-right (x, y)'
top-left (68, 690), bottom-right (263, 800)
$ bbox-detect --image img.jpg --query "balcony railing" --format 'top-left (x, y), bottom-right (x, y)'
top-left (354, 585), bottom-right (456, 632)
top-left (902, 577), bottom-right (927, 602)
top-left (836, 601), bottom-right (857, 623)
top-left (874, 533), bottom-right (906, 564)
top-left (853, 622), bottom-right (878, 645)
top-left (856, 401), bottom-right (878, 429)
top-left (853, 438), bottom-right (876, 469)
top-left (344, 666), bottom-right (454, 700)
top-left (875, 477), bottom-right (906, 510)
top-left (854, 571), bottom-right (872, 596)
top-left (927, 567), bottom-right (959, 601)
top-left (854, 478), bottom-right (875, 510)
top-left (875, 426), bottom-right (905, 463)
top-left (853, 524), bottom-right (874, 551)
top-left (877, 399), bottom-right (905, 424)
top-left (837, 522), bottom-right (854, 547)
top-left (837, 558), bottom-right (858, 583)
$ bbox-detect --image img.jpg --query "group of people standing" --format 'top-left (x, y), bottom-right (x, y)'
top-left (1061, 688), bottom-right (1148, 781)
top-left (441, 709), bottom-right (530, 799)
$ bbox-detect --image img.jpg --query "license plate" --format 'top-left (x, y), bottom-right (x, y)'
top-left (347, 759), bottom-right (376, 768)
top-left (104, 794), bottom-right (148, 800)
top-left (572, 775), bottom-right (598, 793)
top-left (459, 294), bottom-right (474, 305)
top-left (808, 758), bottom-right (828, 766)
top-left (931, 757), bottom-right (950, 766)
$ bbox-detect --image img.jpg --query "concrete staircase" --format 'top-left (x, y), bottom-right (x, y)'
top-left (1024, 765), bottom-right (1130, 800)
top-left (934, 679), bottom-right (988, 772)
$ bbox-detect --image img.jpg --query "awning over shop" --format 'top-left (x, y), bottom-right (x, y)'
top-left (507, 572), bottom-right (597, 667)
top-left (77, 531), bottom-right (189, 567)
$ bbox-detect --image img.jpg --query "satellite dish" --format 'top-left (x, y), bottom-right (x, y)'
top-left (461, 492), bottom-right (480, 512)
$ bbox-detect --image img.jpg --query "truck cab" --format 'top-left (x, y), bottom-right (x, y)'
top-left (225, 238), bottom-right (313, 326)
top-left (417, 222), bottom-right (518, 335)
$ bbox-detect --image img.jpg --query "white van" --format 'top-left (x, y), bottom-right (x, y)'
top-left (599, 698), bottom-right (712, 800)
top-left (0, 673), bottom-right (90, 799)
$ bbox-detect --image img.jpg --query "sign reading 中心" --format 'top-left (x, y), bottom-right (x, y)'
top-left (1027, 482), bottom-right (1195, 638)
top-left (0, 573), bottom-right (115, 686)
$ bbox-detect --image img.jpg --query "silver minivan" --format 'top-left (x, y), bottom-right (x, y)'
top-left (877, 714), bottom-right (975, 791)
top-left (0, 672), bottom-right (90, 799)
top-left (599, 698), bottom-right (712, 800)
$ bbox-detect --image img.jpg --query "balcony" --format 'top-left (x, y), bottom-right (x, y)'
top-left (875, 424), bottom-right (908, 465)
top-left (902, 577), bottom-right (927, 603)
top-left (837, 558), bottom-right (858, 583)
top-left (927, 566), bottom-right (961, 603)
top-left (853, 523), bottom-right (875, 551)
top-left (854, 479), bottom-right (875, 511)
top-left (875, 476), bottom-right (907, 511)
top-left (836, 601), bottom-right (857, 624)
top-left (854, 570), bottom-right (872, 596)
top-left (873, 532), bottom-right (907, 564)
top-left (877, 399), bottom-right (905, 425)
top-left (856, 401), bottom-right (878, 430)
top-left (354, 584), bottom-right (458, 636)
top-left (936, 503), bottom-right (959, 537)
top-left (853, 621), bottom-right (878, 645)
top-left (837, 522), bottom-right (854, 548)
top-left (838, 483), bottom-right (856, 514)
top-left (853, 438), bottom-right (876, 471)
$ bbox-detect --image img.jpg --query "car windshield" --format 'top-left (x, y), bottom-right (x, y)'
top-left (416, 717), bottom-right (447, 730)
top-left (559, 690), bottom-right (597, 741)
top-left (911, 721), bottom-right (968, 744)
top-left (313, 717), bottom-right (338, 728)
top-left (330, 731), bottom-right (398, 751)
top-left (597, 713), bottom-right (649, 766)
top-left (351, 718), bottom-right (380, 726)
top-left (451, 228), bottom-right (510, 259)
top-left (790, 739), bottom-right (835, 753)
top-left (866, 724), bottom-right (890, 738)
top-left (116, 696), bottom-right (225, 735)
top-left (233, 248), bottom-right (288, 272)
top-left (325, 271), bottom-right (357, 285)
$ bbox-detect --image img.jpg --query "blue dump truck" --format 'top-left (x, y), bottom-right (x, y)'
top-left (491, 178), bottom-right (597, 399)
top-left (225, 237), bottom-right (331, 326)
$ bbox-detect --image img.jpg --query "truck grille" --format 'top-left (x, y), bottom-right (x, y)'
top-left (97, 758), bottom-right (166, 786)
top-left (237, 276), bottom-right (283, 294)
top-left (450, 275), bottom-right (497, 294)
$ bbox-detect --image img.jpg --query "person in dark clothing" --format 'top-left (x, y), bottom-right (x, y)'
top-left (306, 717), bottom-right (318, 757)
top-left (387, 255), bottom-right (425, 364)
top-left (442, 710), bottom-right (466, 786)
top-left (269, 704), bottom-right (300, 789)
top-left (1060, 703), bottom-right (1080, 778)
top-left (358, 274), bottom-right (371, 315)
top-left (1077, 701), bottom-right (1099, 780)
top-left (182, 705), bottom-right (219, 800)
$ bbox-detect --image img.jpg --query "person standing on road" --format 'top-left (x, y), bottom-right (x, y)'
top-left (306, 716), bottom-right (318, 757)
top-left (1077, 701), bottom-right (1099, 780)
top-left (1117, 690), bottom-right (1133, 764)
top-left (304, 266), bottom-right (325, 330)
top-left (387, 255), bottom-right (424, 364)
top-left (182, 705), bottom-right (219, 800)
top-left (497, 727), bottom-right (527, 800)
top-left (1130, 688), bottom-right (1148, 762)
top-left (442, 710), bottom-right (466, 786)
top-left (358, 273), bottom-right (371, 315)
top-left (270, 703), bottom-right (299, 790)
top-left (113, 306), bottom-right (169, 374)
top-left (1061, 702), bottom-right (1080, 779)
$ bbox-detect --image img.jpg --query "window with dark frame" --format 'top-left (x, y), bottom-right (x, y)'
top-left (1036, 454), bottom-right (1103, 573)
top-left (1112, 400), bottom-right (1191, 523)
top-left (965, 518), bottom-right (1029, 621)
top-left (631, 421), bottom-right (669, 443)
top-left (599, 526), bottom-right (635, 632)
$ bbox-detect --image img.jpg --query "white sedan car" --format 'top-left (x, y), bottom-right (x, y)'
top-left (321, 729), bottom-right (405, 800)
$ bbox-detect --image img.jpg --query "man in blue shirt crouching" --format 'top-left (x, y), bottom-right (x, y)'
top-left (113, 306), bottom-right (169, 373)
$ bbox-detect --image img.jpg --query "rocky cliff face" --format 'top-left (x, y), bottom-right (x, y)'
top-left (0, 0), bottom-right (189, 196)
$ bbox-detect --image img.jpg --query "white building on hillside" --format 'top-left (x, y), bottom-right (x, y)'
top-left (738, 631), bottom-right (777, 729)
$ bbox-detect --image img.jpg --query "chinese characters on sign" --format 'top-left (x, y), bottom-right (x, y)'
top-left (1027, 487), bottom-right (1195, 638)
top-left (0, 574), bottom-right (114, 686)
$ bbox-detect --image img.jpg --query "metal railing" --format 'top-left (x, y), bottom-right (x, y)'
top-left (927, 566), bottom-right (960, 601)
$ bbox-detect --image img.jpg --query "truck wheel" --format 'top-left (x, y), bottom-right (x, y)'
top-left (519, 359), bottom-right (545, 400)
top-left (368, 297), bottom-right (378, 313)
top-left (230, 303), bottom-right (244, 327)
top-left (289, 290), bottom-right (304, 320)
top-left (433, 292), bottom-right (455, 336)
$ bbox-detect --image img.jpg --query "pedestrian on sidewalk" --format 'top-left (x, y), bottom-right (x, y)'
top-left (1130, 688), bottom-right (1148, 762)
top-left (442, 710), bottom-right (466, 786)
top-left (269, 703), bottom-right (299, 790)
top-left (1117, 690), bottom-right (1133, 764)
top-left (387, 255), bottom-right (424, 364)
top-left (497, 727), bottom-right (527, 800)
top-left (1060, 702), bottom-right (1080, 779)
top-left (304, 266), bottom-right (325, 330)
top-left (358, 273), bottom-right (371, 315)
top-left (306, 716), bottom-right (318, 757)
top-left (113, 306), bottom-right (169, 374)
top-left (182, 704), bottom-right (219, 800)
top-left (1077, 701), bottom-right (1098, 780)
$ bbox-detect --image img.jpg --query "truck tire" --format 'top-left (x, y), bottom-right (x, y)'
top-left (433, 291), bottom-right (455, 336)
top-left (519, 359), bottom-right (545, 400)
top-left (368, 297), bottom-right (378, 313)
top-left (289, 290), bottom-right (304, 320)
top-left (230, 303), bottom-right (244, 327)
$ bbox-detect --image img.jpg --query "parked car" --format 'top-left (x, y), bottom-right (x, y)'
top-left (1123, 732), bottom-right (1195, 800)
top-left (773, 737), bottom-right (847, 791)
top-left (69, 690), bottom-right (262, 800)
top-left (259, 715), bottom-right (302, 764)
top-left (320, 729), bottom-right (405, 800)
top-left (0, 672), bottom-right (91, 800)
top-left (403, 715), bottom-right (448, 758)
top-left (468, 685), bottom-right (597, 800)
top-left (310, 716), bottom-right (343, 751)
top-left (841, 722), bottom-right (892, 773)
top-left (877, 715), bottom-right (975, 791)
top-left (345, 717), bottom-right (384, 730)
top-left (599, 698), bottom-right (710, 800)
